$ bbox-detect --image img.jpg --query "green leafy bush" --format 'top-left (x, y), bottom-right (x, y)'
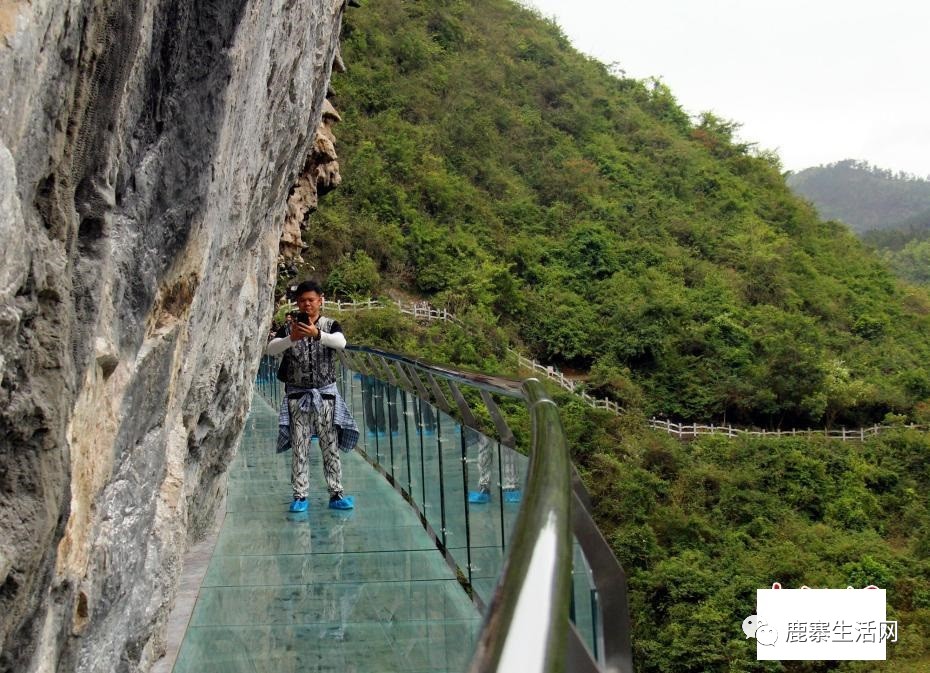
top-left (326, 250), bottom-right (382, 300)
top-left (334, 306), bottom-right (930, 670)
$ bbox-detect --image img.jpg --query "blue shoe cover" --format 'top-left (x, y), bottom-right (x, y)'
top-left (468, 491), bottom-right (490, 504)
top-left (329, 495), bottom-right (355, 510)
top-left (289, 499), bottom-right (308, 513)
top-left (504, 489), bottom-right (522, 504)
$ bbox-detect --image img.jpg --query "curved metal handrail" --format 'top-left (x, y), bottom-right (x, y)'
top-left (344, 344), bottom-right (525, 398)
top-left (467, 379), bottom-right (574, 672)
top-left (256, 343), bottom-right (634, 673)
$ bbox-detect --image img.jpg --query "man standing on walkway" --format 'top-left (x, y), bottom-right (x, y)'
top-left (266, 279), bottom-right (358, 512)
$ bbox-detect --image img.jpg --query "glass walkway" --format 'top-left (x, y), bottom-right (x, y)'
top-left (173, 389), bottom-right (488, 672)
top-left (166, 349), bottom-right (632, 673)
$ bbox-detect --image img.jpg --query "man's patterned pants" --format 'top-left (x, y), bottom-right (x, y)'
top-left (287, 397), bottom-right (343, 499)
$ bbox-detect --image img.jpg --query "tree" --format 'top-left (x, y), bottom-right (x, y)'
top-left (325, 250), bottom-right (381, 300)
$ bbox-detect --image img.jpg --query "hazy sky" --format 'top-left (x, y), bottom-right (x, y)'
top-left (523, 0), bottom-right (930, 177)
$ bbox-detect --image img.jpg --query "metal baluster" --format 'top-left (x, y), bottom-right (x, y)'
top-left (418, 396), bottom-right (427, 508)
top-left (387, 382), bottom-right (396, 478)
top-left (497, 440), bottom-right (505, 552)
top-left (460, 422), bottom-right (473, 587)
top-left (436, 411), bottom-right (446, 549)
top-left (401, 389), bottom-right (412, 491)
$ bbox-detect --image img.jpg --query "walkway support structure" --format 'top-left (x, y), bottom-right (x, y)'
top-left (256, 343), bottom-right (634, 673)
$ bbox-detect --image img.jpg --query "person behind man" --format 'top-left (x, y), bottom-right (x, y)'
top-left (266, 280), bottom-right (358, 512)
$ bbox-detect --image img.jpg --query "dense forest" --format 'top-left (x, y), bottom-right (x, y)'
top-left (338, 307), bottom-right (930, 673)
top-left (863, 219), bottom-right (930, 288)
top-left (787, 161), bottom-right (930, 287)
top-left (787, 160), bottom-right (930, 233)
top-left (289, 1), bottom-right (930, 670)
top-left (295, 0), bottom-right (930, 430)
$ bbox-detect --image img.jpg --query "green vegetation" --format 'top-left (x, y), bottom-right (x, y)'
top-left (873, 238), bottom-right (930, 287)
top-left (287, 0), bottom-right (930, 668)
top-left (787, 161), bottom-right (930, 287)
top-left (587, 421), bottom-right (930, 673)
top-left (787, 160), bottom-right (930, 233)
top-left (300, 0), bottom-right (930, 429)
top-left (338, 308), bottom-right (930, 673)
top-left (862, 216), bottom-right (930, 287)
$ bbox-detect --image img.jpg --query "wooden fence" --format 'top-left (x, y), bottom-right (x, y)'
top-left (325, 298), bottom-right (460, 324)
top-left (309, 297), bottom-right (925, 442)
top-left (321, 299), bottom-right (601, 399)
top-left (647, 419), bottom-right (927, 441)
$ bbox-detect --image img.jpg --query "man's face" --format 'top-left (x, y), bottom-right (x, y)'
top-left (296, 291), bottom-right (323, 318)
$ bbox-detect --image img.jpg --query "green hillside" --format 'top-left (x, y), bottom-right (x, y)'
top-left (300, 0), bottom-right (930, 431)
top-left (861, 212), bottom-right (930, 287)
top-left (787, 162), bottom-right (930, 287)
top-left (301, 3), bottom-right (930, 669)
top-left (339, 306), bottom-right (930, 673)
top-left (787, 160), bottom-right (930, 233)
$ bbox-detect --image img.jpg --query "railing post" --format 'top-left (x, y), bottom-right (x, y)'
top-left (497, 441), bottom-right (506, 552)
top-left (387, 382), bottom-right (397, 475)
top-left (436, 412), bottom-right (447, 549)
top-left (401, 389), bottom-right (413, 489)
top-left (374, 381), bottom-right (383, 463)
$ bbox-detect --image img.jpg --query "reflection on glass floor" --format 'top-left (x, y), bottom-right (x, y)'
top-left (340, 372), bottom-right (530, 609)
top-left (173, 391), bottom-right (482, 673)
top-left (339, 369), bottom-right (602, 659)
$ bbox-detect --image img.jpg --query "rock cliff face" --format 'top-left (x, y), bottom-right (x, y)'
top-left (280, 98), bottom-right (344, 260)
top-left (0, 1), bottom-right (344, 670)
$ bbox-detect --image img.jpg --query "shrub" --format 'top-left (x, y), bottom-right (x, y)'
top-left (326, 250), bottom-right (381, 300)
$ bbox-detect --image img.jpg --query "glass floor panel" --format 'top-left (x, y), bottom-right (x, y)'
top-left (339, 373), bottom-right (527, 609)
top-left (172, 391), bottom-right (482, 673)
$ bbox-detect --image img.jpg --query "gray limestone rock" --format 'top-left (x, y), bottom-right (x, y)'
top-left (0, 0), bottom-right (345, 670)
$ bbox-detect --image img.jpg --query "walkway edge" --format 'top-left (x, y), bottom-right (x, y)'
top-left (151, 485), bottom-right (227, 673)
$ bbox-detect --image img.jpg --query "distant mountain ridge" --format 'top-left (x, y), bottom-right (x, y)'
top-left (787, 159), bottom-right (930, 233)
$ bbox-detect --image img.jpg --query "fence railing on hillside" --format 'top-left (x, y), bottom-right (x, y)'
top-left (648, 418), bottom-right (927, 441)
top-left (324, 297), bottom-right (461, 324)
top-left (301, 296), bottom-right (926, 443)
top-left (320, 298), bottom-right (612, 401)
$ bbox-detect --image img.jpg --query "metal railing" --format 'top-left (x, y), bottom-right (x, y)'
top-left (255, 344), bottom-right (634, 672)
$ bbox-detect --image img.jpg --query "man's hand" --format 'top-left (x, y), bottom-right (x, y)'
top-left (289, 322), bottom-right (319, 341)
